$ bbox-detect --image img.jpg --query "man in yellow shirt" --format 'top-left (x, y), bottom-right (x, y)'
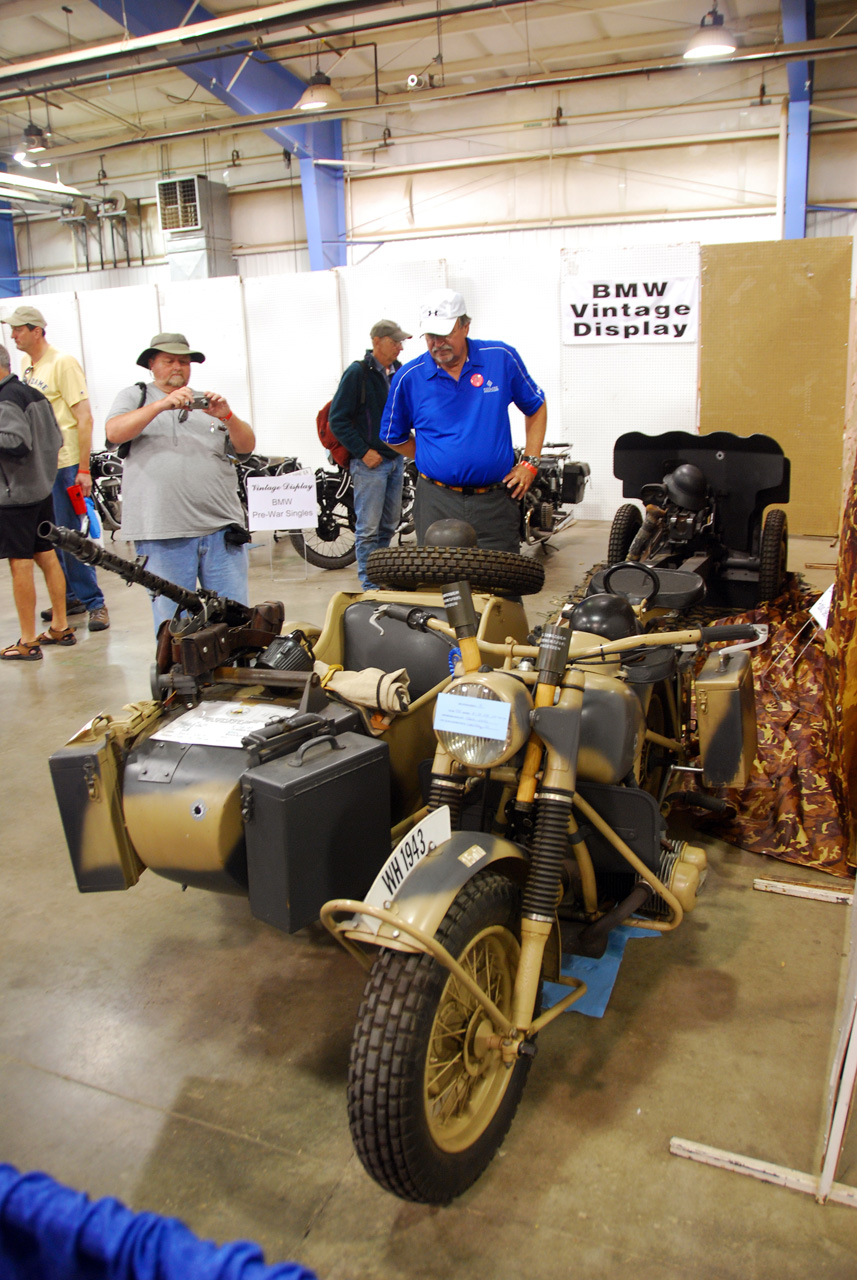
top-left (2, 306), bottom-right (108, 631)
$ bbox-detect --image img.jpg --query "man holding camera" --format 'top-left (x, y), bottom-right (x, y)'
top-left (105, 332), bottom-right (255, 631)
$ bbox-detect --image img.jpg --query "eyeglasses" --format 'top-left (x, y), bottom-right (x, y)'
top-left (22, 365), bottom-right (33, 383)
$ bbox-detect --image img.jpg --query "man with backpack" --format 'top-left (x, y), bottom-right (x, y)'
top-left (328, 318), bottom-right (411, 590)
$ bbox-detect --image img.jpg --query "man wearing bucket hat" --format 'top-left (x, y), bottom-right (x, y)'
top-left (105, 332), bottom-right (255, 631)
top-left (1, 304), bottom-right (109, 631)
top-left (380, 288), bottom-right (546, 553)
top-left (328, 318), bottom-right (411, 589)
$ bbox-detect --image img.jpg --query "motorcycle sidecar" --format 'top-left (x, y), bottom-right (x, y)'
top-left (49, 569), bottom-right (535, 937)
top-left (607, 430), bottom-right (790, 610)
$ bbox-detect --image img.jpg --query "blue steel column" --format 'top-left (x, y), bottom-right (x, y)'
top-left (94, 0), bottom-right (346, 268)
top-left (0, 204), bottom-right (20, 297)
top-left (781, 1), bottom-right (814, 239)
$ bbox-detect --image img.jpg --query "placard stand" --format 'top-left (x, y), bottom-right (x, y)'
top-left (670, 874), bottom-right (857, 1209)
top-left (247, 471), bottom-right (318, 584)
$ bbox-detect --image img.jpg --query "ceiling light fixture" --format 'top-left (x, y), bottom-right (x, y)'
top-left (23, 121), bottom-right (47, 152)
top-left (296, 69), bottom-right (342, 112)
top-left (683, 3), bottom-right (737, 60)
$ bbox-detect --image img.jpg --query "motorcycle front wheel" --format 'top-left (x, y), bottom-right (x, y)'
top-left (347, 871), bottom-right (534, 1204)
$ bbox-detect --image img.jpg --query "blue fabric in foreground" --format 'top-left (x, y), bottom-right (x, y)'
top-left (0, 1164), bottom-right (318, 1280)
top-left (541, 924), bottom-right (660, 1019)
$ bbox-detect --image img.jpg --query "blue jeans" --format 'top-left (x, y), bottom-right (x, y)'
top-left (51, 464), bottom-right (105, 611)
top-left (134, 531), bottom-right (249, 632)
top-left (351, 454), bottom-right (405, 589)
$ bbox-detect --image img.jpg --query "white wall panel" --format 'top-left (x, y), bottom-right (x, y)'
top-left (336, 259), bottom-right (446, 372)
top-left (158, 276), bottom-right (251, 437)
top-left (561, 243), bottom-right (701, 521)
top-left (77, 285), bottom-right (161, 447)
top-left (446, 255), bottom-right (562, 450)
top-left (0, 289), bottom-right (82, 379)
top-left (243, 271), bottom-right (341, 462)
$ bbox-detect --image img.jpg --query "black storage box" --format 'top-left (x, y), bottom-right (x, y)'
top-left (561, 460), bottom-right (590, 505)
top-left (242, 730), bottom-right (391, 934)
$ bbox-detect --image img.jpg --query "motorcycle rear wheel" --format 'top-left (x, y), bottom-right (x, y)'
top-left (757, 508), bottom-right (788, 601)
top-left (366, 546), bottom-right (545, 595)
top-left (347, 872), bottom-right (534, 1204)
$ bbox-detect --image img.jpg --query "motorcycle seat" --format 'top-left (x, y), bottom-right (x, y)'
top-left (589, 566), bottom-right (705, 610)
top-left (341, 601), bottom-right (452, 701)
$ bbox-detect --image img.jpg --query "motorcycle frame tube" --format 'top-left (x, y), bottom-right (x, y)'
top-left (571, 791), bottom-right (684, 932)
top-left (320, 899), bottom-right (588, 1045)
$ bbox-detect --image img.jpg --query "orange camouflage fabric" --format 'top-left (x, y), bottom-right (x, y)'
top-left (697, 575), bottom-right (852, 878)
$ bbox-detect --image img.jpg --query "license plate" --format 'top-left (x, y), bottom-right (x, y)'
top-left (356, 805), bottom-right (452, 934)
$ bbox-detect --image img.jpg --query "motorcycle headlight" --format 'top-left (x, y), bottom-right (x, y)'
top-left (434, 671), bottom-right (534, 767)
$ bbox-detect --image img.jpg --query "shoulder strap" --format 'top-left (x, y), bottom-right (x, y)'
top-left (115, 382), bottom-right (148, 459)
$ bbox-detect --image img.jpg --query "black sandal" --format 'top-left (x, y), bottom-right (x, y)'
top-left (1, 639), bottom-right (42, 661)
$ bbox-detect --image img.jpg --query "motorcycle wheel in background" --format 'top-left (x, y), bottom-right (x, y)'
top-left (289, 467), bottom-right (357, 569)
top-left (607, 503), bottom-right (643, 563)
top-left (347, 872), bottom-right (535, 1205)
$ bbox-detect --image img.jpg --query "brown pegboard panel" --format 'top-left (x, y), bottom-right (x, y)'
top-left (700, 238), bottom-right (852, 536)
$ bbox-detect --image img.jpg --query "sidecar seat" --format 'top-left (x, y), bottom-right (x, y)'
top-left (341, 601), bottom-right (451, 701)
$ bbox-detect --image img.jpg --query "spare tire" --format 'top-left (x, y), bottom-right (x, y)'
top-left (367, 546), bottom-right (545, 596)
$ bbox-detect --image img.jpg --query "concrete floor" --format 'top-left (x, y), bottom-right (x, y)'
top-left (1, 520), bottom-right (855, 1279)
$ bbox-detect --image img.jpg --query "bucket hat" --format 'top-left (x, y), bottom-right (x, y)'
top-left (137, 332), bottom-right (205, 367)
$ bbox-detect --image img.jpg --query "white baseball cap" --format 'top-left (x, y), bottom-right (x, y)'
top-left (419, 288), bottom-right (467, 336)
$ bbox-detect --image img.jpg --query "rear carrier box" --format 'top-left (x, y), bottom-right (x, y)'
top-left (561, 461), bottom-right (590, 505)
top-left (242, 731), bottom-right (391, 934)
top-left (695, 649), bottom-right (757, 788)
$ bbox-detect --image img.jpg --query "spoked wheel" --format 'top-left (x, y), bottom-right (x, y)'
top-left (366, 546), bottom-right (545, 595)
top-left (347, 872), bottom-right (536, 1204)
top-left (288, 472), bottom-right (356, 568)
top-left (757, 508), bottom-right (788, 601)
top-left (607, 503), bottom-right (642, 563)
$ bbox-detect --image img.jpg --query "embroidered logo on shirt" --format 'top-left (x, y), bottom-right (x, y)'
top-left (470, 374), bottom-right (484, 387)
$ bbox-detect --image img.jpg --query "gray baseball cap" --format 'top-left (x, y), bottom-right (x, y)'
top-left (370, 319), bottom-right (412, 342)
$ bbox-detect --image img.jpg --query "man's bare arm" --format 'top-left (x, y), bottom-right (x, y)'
top-left (72, 398), bottom-right (94, 497)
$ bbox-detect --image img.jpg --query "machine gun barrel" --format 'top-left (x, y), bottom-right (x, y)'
top-left (38, 522), bottom-right (246, 620)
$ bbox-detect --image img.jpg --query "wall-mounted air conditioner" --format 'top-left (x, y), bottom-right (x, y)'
top-left (155, 174), bottom-right (235, 281)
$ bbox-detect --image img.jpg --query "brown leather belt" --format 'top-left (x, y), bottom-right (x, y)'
top-left (419, 471), bottom-right (506, 496)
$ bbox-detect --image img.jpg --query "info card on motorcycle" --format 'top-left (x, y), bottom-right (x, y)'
top-left (150, 701), bottom-right (297, 747)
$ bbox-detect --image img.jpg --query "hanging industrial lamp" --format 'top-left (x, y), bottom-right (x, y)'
top-left (296, 69), bottom-right (342, 112)
top-left (683, 3), bottom-right (737, 60)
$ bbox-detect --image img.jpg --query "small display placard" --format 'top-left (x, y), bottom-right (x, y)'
top-left (247, 470), bottom-right (319, 530)
top-left (434, 692), bottom-right (511, 741)
top-left (150, 701), bottom-right (296, 748)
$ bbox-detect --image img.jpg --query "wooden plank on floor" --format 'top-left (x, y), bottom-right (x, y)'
top-left (669, 1138), bottom-right (857, 1209)
top-left (753, 877), bottom-right (854, 905)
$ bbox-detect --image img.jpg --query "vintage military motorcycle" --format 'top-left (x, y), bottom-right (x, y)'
top-left (519, 442), bottom-right (590, 548)
top-left (321, 556), bottom-right (761, 1204)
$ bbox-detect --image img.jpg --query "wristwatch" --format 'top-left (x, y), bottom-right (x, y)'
top-left (521, 455), bottom-right (541, 467)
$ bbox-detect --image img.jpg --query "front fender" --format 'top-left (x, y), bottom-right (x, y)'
top-left (348, 831), bottom-right (528, 951)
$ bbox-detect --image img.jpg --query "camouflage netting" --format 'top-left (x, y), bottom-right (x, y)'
top-left (696, 576), bottom-right (852, 878)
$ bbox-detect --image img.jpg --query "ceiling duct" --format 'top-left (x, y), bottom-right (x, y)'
top-left (156, 174), bottom-right (235, 281)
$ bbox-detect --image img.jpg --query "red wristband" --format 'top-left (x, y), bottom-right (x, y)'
top-left (224, 411), bottom-right (233, 422)
top-left (520, 460), bottom-right (538, 476)
top-left (78, 468), bottom-right (90, 474)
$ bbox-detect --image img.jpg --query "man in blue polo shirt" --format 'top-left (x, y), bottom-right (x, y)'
top-left (380, 287), bottom-right (546, 553)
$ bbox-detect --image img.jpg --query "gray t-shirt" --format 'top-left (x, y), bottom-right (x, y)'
top-left (107, 382), bottom-right (247, 540)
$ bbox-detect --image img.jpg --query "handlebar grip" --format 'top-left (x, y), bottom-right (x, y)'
top-left (699, 624), bottom-right (760, 642)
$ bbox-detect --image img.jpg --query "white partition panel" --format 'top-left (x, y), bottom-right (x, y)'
top-left (0, 290), bottom-right (82, 381)
top-left (447, 255), bottom-right (562, 450)
top-left (243, 271), bottom-right (341, 463)
top-left (336, 259), bottom-right (447, 374)
top-left (78, 285), bottom-right (161, 447)
top-left (561, 243), bottom-right (701, 521)
top-left (158, 276), bottom-right (251, 432)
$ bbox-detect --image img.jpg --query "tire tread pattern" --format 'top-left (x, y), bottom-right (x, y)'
top-left (367, 546), bottom-right (545, 596)
top-left (607, 503), bottom-right (643, 565)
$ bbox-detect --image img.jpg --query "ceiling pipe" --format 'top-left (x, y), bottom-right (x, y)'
top-left (28, 32), bottom-right (857, 165)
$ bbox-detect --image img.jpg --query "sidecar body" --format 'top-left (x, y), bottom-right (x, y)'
top-left (609, 430), bottom-right (790, 609)
top-left (49, 584), bottom-right (531, 935)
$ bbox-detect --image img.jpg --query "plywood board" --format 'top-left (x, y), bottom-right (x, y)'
top-left (700, 238), bottom-right (852, 536)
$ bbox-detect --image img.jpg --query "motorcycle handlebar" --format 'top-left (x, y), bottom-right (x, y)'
top-left (699, 624), bottom-right (761, 642)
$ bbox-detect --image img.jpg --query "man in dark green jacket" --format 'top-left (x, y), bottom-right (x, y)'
top-left (329, 318), bottom-right (411, 589)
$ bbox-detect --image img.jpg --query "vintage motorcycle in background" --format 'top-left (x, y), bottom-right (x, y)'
top-left (519, 443), bottom-right (590, 547)
top-left (88, 450), bottom-right (124, 537)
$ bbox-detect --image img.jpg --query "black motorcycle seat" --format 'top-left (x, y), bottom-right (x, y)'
top-left (342, 601), bottom-right (451, 701)
top-left (589, 566), bottom-right (705, 610)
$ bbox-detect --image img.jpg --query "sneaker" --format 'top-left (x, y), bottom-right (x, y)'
top-left (88, 606), bottom-right (110, 632)
top-left (41, 600), bottom-right (86, 622)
